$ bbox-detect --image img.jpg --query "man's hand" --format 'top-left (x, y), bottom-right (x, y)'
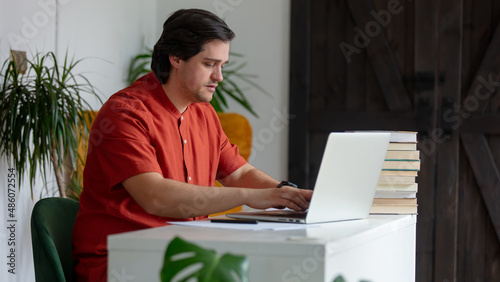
top-left (243, 186), bottom-right (313, 211)
top-left (218, 163), bottom-right (313, 211)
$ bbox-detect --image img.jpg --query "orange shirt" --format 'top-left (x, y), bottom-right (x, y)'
top-left (72, 72), bottom-right (246, 281)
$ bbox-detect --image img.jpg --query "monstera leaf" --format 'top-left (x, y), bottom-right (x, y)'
top-left (160, 237), bottom-right (249, 282)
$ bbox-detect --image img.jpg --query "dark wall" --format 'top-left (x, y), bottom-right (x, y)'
top-left (289, 0), bottom-right (500, 281)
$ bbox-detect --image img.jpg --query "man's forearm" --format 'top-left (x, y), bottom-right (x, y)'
top-left (218, 163), bottom-right (280, 188)
top-left (124, 172), bottom-right (251, 218)
top-left (123, 167), bottom-right (311, 219)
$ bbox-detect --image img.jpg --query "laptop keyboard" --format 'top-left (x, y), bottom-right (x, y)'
top-left (265, 211), bottom-right (307, 219)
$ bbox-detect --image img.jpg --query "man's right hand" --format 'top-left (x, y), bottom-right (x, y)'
top-left (243, 186), bottom-right (313, 211)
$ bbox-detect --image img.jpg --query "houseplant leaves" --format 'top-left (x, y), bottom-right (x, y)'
top-left (160, 237), bottom-right (249, 282)
top-left (0, 51), bottom-right (101, 198)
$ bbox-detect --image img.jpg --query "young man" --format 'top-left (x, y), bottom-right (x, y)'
top-left (72, 8), bottom-right (312, 281)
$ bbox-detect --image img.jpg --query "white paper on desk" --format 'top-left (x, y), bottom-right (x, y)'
top-left (167, 220), bottom-right (312, 231)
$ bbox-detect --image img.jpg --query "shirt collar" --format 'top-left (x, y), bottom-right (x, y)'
top-left (143, 72), bottom-right (184, 119)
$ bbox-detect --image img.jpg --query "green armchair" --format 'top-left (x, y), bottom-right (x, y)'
top-left (31, 197), bottom-right (79, 282)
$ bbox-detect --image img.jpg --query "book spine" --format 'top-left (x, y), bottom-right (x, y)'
top-left (369, 205), bottom-right (418, 214)
top-left (376, 183), bottom-right (418, 191)
top-left (382, 160), bottom-right (421, 171)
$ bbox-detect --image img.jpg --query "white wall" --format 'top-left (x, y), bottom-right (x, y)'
top-left (56, 0), bottom-right (158, 108)
top-left (0, 0), bottom-right (57, 57)
top-left (0, 1), bottom-right (157, 281)
top-left (156, 0), bottom-right (291, 181)
top-left (0, 1), bottom-right (58, 281)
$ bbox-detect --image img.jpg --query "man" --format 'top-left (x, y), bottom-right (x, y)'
top-left (72, 8), bottom-right (312, 281)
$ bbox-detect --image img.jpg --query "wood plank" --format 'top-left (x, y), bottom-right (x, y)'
top-left (457, 1), bottom-right (500, 280)
top-left (487, 26), bottom-right (500, 269)
top-left (485, 219), bottom-right (500, 281)
top-left (325, 0), bottom-right (346, 111)
top-left (288, 0), bottom-right (311, 188)
top-left (402, 1), bottom-right (415, 104)
top-left (488, 0), bottom-right (500, 260)
top-left (345, 0), bottom-right (412, 112)
top-left (377, 0), bottom-right (415, 104)
top-left (413, 0), bottom-right (439, 280)
top-left (468, 0), bottom-right (493, 81)
top-left (464, 20), bottom-right (500, 112)
top-left (308, 132), bottom-right (329, 188)
top-left (366, 0), bottom-right (388, 112)
top-left (433, 0), bottom-right (463, 280)
top-left (344, 0), bottom-right (367, 111)
top-left (365, 58), bottom-right (387, 111)
top-left (460, 0), bottom-right (473, 94)
top-left (493, 0), bottom-right (500, 115)
top-left (458, 5), bottom-right (488, 279)
top-left (487, 138), bottom-right (500, 280)
top-left (434, 141), bottom-right (460, 282)
top-left (460, 133), bottom-right (500, 243)
top-left (308, 111), bottom-right (416, 132)
top-left (415, 134), bottom-right (438, 282)
top-left (458, 150), bottom-right (487, 282)
top-left (459, 113), bottom-right (500, 134)
top-left (310, 0), bottom-right (329, 112)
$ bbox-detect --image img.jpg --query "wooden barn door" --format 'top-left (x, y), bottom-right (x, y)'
top-left (288, 0), bottom-right (500, 281)
top-left (454, 0), bottom-right (500, 280)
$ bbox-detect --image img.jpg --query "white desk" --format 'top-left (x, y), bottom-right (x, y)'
top-left (108, 215), bottom-right (416, 282)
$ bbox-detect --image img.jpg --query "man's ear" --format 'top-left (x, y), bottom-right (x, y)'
top-left (169, 55), bottom-right (181, 69)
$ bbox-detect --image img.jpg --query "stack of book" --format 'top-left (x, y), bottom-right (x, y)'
top-left (370, 131), bottom-right (419, 214)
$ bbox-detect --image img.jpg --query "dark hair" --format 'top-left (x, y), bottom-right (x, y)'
top-left (151, 9), bottom-right (235, 84)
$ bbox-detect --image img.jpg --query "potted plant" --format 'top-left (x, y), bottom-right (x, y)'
top-left (0, 51), bottom-right (101, 198)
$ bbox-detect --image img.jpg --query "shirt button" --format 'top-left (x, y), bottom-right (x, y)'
top-left (181, 116), bottom-right (184, 120)
top-left (188, 176), bottom-right (192, 181)
top-left (184, 139), bottom-right (187, 144)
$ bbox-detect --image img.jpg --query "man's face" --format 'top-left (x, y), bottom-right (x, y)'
top-left (176, 39), bottom-right (230, 104)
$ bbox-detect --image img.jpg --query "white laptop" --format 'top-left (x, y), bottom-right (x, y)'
top-left (227, 132), bottom-right (391, 224)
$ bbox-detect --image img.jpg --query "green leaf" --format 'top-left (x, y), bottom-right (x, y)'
top-left (210, 91), bottom-right (224, 113)
top-left (211, 253), bottom-right (249, 282)
top-left (160, 237), bottom-right (249, 282)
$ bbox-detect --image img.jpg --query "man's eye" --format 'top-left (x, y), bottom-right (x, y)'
top-left (204, 63), bottom-right (215, 67)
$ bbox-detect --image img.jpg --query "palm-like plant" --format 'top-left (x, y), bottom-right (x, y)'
top-left (127, 49), bottom-right (268, 117)
top-left (0, 51), bottom-right (101, 198)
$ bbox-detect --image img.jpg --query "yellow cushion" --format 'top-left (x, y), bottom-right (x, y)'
top-left (211, 112), bottom-right (252, 216)
top-left (216, 112), bottom-right (252, 160)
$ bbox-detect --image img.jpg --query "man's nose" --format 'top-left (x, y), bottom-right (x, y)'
top-left (212, 67), bottom-right (223, 82)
